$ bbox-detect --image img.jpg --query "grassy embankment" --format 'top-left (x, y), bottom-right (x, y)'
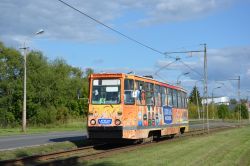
top-left (1, 125), bottom-right (249, 164)
top-left (0, 119), bottom-right (86, 136)
top-left (0, 140), bottom-right (91, 161)
top-left (84, 126), bottom-right (250, 166)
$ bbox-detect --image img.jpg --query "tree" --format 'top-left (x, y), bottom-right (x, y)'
top-left (81, 68), bottom-right (94, 116)
top-left (233, 103), bottom-right (249, 119)
top-left (239, 104), bottom-right (249, 119)
top-left (189, 86), bottom-right (202, 106)
top-left (230, 98), bottom-right (237, 105)
top-left (217, 104), bottom-right (229, 120)
top-left (0, 42), bottom-right (23, 126)
top-left (85, 68), bottom-right (94, 77)
top-left (0, 40), bottom-right (92, 126)
top-left (187, 103), bottom-right (198, 119)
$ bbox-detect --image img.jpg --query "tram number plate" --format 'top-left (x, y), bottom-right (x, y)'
top-left (98, 119), bottom-right (112, 125)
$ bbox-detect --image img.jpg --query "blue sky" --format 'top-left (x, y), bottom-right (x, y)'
top-left (1, 0), bottom-right (250, 98)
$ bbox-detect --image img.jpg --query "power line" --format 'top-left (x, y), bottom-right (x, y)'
top-left (57, 0), bottom-right (204, 78)
top-left (153, 58), bottom-right (180, 82)
top-left (179, 60), bottom-right (203, 77)
top-left (154, 57), bottom-right (180, 75)
top-left (57, 0), bottom-right (174, 59)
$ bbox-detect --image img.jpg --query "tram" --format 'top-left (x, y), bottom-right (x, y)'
top-left (87, 73), bottom-right (188, 141)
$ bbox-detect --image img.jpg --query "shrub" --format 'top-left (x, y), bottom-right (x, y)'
top-left (56, 106), bottom-right (69, 123)
top-left (67, 100), bottom-right (83, 117)
top-left (30, 106), bottom-right (57, 126)
top-left (0, 109), bottom-right (16, 127)
top-left (217, 104), bottom-right (229, 120)
top-left (235, 104), bottom-right (249, 119)
top-left (188, 103), bottom-right (198, 119)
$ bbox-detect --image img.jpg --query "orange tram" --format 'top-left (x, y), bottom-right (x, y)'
top-left (87, 73), bottom-right (188, 142)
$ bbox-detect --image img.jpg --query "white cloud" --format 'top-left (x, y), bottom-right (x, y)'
top-left (0, 0), bottom-right (122, 46)
top-left (135, 0), bottom-right (233, 25)
top-left (247, 69), bottom-right (250, 76)
top-left (0, 0), bottom-right (235, 46)
top-left (207, 46), bottom-right (250, 80)
top-left (152, 45), bottom-right (250, 98)
top-left (95, 44), bottom-right (250, 98)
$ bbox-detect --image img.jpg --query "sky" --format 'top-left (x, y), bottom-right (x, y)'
top-left (1, 0), bottom-right (250, 99)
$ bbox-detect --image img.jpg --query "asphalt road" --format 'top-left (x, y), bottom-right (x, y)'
top-left (0, 120), bottom-right (241, 151)
top-left (0, 131), bottom-right (87, 151)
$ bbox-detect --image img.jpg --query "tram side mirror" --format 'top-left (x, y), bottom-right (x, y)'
top-left (77, 89), bottom-right (89, 103)
top-left (77, 89), bottom-right (84, 100)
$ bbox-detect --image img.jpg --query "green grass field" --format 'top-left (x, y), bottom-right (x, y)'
top-left (0, 120), bottom-right (86, 136)
top-left (84, 126), bottom-right (250, 166)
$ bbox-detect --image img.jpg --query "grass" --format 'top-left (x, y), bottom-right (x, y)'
top-left (0, 140), bottom-right (90, 161)
top-left (0, 120), bottom-right (86, 136)
top-left (83, 126), bottom-right (250, 166)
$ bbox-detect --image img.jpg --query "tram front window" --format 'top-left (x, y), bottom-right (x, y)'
top-left (92, 79), bottom-right (121, 104)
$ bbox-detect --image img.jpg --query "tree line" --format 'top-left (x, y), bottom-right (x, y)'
top-left (1, 41), bottom-right (249, 128)
top-left (0, 42), bottom-right (92, 127)
top-left (188, 86), bottom-right (249, 120)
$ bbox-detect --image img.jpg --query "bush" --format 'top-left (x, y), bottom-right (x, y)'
top-left (188, 103), bottom-right (198, 119)
top-left (235, 104), bottom-right (249, 119)
top-left (217, 104), bottom-right (229, 120)
top-left (56, 106), bottom-right (69, 123)
top-left (30, 106), bottom-right (57, 126)
top-left (67, 100), bottom-right (84, 117)
top-left (0, 109), bottom-right (17, 127)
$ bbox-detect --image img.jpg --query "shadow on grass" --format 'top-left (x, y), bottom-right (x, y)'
top-left (81, 161), bottom-right (120, 166)
top-left (39, 157), bottom-right (118, 166)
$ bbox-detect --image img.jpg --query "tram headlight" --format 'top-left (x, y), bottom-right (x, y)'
top-left (90, 119), bottom-right (96, 125)
top-left (115, 119), bottom-right (121, 126)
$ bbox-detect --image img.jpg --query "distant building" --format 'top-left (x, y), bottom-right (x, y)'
top-left (202, 96), bottom-right (230, 105)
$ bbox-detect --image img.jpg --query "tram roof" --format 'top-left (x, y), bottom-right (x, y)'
top-left (90, 73), bottom-right (187, 93)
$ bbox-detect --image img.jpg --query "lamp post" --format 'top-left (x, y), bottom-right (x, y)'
top-left (19, 29), bottom-right (44, 133)
top-left (177, 72), bottom-right (189, 85)
top-left (212, 86), bottom-right (221, 119)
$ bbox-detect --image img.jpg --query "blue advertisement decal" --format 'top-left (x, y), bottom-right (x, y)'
top-left (98, 119), bottom-right (112, 125)
top-left (163, 105), bottom-right (172, 124)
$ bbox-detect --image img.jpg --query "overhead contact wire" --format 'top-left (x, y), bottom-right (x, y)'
top-left (57, 0), bottom-right (174, 59)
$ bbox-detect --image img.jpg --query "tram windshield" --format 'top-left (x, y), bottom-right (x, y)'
top-left (92, 79), bottom-right (121, 104)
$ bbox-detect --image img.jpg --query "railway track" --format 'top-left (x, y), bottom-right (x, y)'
top-left (0, 125), bottom-right (241, 166)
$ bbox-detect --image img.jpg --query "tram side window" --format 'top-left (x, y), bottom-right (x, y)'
top-left (182, 92), bottom-right (186, 108)
top-left (177, 91), bottom-right (182, 108)
top-left (173, 89), bottom-right (178, 108)
top-left (167, 88), bottom-right (173, 106)
top-left (180, 92), bottom-right (184, 108)
top-left (154, 85), bottom-right (161, 106)
top-left (124, 79), bottom-right (135, 105)
top-left (135, 81), bottom-right (146, 105)
top-left (145, 82), bottom-right (154, 105)
top-left (183, 92), bottom-right (187, 108)
top-left (161, 87), bottom-right (167, 106)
